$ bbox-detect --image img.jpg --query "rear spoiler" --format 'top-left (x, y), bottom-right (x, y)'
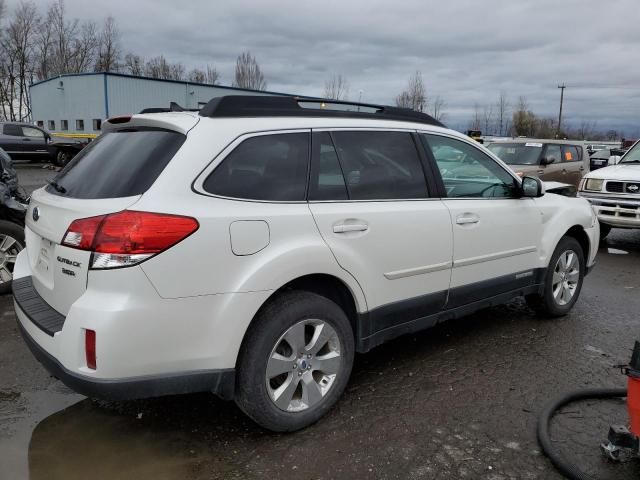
top-left (139, 102), bottom-right (199, 114)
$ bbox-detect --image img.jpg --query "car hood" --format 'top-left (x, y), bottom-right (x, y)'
top-left (584, 163), bottom-right (640, 181)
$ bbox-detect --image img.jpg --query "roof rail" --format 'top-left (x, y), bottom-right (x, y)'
top-left (198, 95), bottom-right (445, 127)
top-left (139, 102), bottom-right (199, 114)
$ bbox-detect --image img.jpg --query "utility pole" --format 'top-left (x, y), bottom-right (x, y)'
top-left (557, 84), bottom-right (566, 138)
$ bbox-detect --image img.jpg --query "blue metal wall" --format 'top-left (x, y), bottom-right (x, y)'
top-left (30, 73), bottom-right (286, 135)
top-left (30, 74), bottom-right (106, 134)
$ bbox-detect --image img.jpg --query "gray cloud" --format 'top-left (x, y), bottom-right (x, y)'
top-left (8, 0), bottom-right (640, 134)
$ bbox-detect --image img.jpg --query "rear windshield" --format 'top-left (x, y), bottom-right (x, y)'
top-left (486, 142), bottom-right (543, 165)
top-left (48, 128), bottom-right (185, 199)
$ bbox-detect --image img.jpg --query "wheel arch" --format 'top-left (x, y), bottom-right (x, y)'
top-left (235, 273), bottom-right (363, 368)
top-left (563, 225), bottom-right (590, 265)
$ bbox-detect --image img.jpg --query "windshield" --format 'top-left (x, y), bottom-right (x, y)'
top-left (620, 142), bottom-right (640, 164)
top-left (487, 143), bottom-right (542, 165)
top-left (49, 128), bottom-right (185, 199)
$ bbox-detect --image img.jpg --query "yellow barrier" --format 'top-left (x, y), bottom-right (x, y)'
top-left (51, 133), bottom-right (99, 139)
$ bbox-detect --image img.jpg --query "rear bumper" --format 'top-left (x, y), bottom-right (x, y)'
top-left (16, 317), bottom-right (235, 400)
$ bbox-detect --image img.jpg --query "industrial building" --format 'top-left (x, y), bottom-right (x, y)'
top-left (29, 72), bottom-right (291, 136)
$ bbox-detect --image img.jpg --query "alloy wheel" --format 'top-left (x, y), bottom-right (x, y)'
top-left (265, 319), bottom-right (341, 412)
top-left (0, 233), bottom-right (23, 284)
top-left (552, 249), bottom-right (580, 306)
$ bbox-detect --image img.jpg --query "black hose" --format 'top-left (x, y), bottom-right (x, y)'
top-left (537, 387), bottom-right (627, 480)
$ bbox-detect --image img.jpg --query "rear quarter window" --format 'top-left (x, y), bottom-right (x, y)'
top-left (202, 132), bottom-right (310, 201)
top-left (49, 128), bottom-right (185, 199)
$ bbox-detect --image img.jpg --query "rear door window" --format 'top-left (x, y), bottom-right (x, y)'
top-left (49, 128), bottom-right (185, 199)
top-left (203, 132), bottom-right (310, 201)
top-left (543, 144), bottom-right (562, 164)
top-left (309, 132), bottom-right (348, 201)
top-left (3, 124), bottom-right (23, 136)
top-left (562, 145), bottom-right (581, 162)
top-left (329, 131), bottom-right (428, 200)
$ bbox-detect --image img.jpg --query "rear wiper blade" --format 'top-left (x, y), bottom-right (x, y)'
top-left (48, 180), bottom-right (66, 194)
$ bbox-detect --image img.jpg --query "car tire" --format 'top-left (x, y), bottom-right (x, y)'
top-left (235, 290), bottom-right (355, 432)
top-left (56, 150), bottom-right (73, 168)
top-left (526, 236), bottom-right (585, 317)
top-left (0, 220), bottom-right (25, 295)
top-left (599, 224), bottom-right (611, 241)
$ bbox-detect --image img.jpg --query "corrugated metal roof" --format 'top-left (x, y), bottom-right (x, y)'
top-left (29, 71), bottom-right (301, 98)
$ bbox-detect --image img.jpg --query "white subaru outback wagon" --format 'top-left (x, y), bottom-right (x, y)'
top-left (13, 96), bottom-right (599, 431)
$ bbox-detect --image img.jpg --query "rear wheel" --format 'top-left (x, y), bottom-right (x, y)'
top-left (56, 149), bottom-right (73, 168)
top-left (235, 291), bottom-right (354, 432)
top-left (0, 220), bottom-right (24, 295)
top-left (599, 223), bottom-right (611, 241)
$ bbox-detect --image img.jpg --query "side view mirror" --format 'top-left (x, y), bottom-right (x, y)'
top-left (540, 156), bottom-right (556, 166)
top-left (521, 176), bottom-right (545, 198)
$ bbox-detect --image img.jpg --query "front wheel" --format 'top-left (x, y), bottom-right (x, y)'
top-left (526, 236), bottom-right (585, 317)
top-left (235, 291), bottom-right (354, 432)
top-left (0, 220), bottom-right (25, 295)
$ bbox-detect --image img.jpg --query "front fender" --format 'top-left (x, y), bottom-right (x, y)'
top-left (535, 194), bottom-right (598, 268)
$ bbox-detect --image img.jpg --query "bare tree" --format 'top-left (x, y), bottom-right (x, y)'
top-left (576, 120), bottom-right (597, 140)
top-left (324, 74), bottom-right (349, 100)
top-left (495, 91), bottom-right (510, 136)
top-left (206, 65), bottom-right (219, 84)
top-left (187, 65), bottom-right (219, 84)
top-left (123, 53), bottom-right (144, 76)
top-left (95, 16), bottom-right (120, 72)
top-left (469, 103), bottom-right (482, 130)
top-left (535, 117), bottom-right (557, 138)
top-left (430, 95), bottom-right (446, 122)
top-left (511, 96), bottom-right (537, 137)
top-left (233, 51), bottom-right (267, 90)
top-left (144, 55), bottom-right (172, 79)
top-left (395, 71), bottom-right (427, 112)
top-left (48, 0), bottom-right (79, 75)
top-left (72, 20), bottom-right (98, 73)
top-left (169, 62), bottom-right (185, 81)
top-left (482, 104), bottom-right (494, 135)
top-left (606, 129), bottom-right (619, 141)
top-left (0, 1), bottom-right (39, 121)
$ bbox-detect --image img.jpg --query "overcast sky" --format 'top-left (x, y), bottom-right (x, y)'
top-left (8, 0), bottom-right (640, 134)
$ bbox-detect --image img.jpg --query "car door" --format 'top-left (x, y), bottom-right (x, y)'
top-left (539, 144), bottom-right (565, 183)
top-left (308, 130), bottom-right (453, 339)
top-left (0, 124), bottom-right (26, 159)
top-left (561, 144), bottom-right (585, 187)
top-left (420, 133), bottom-right (543, 309)
top-left (21, 126), bottom-right (50, 160)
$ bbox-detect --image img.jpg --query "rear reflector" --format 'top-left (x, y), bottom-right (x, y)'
top-left (85, 329), bottom-right (96, 370)
top-left (62, 211), bottom-right (199, 269)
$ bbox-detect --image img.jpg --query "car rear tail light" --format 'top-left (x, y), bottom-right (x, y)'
top-left (62, 211), bottom-right (199, 269)
top-left (85, 329), bottom-right (96, 370)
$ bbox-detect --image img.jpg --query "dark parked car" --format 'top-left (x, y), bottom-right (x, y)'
top-left (0, 122), bottom-right (53, 162)
top-left (0, 122), bottom-right (91, 166)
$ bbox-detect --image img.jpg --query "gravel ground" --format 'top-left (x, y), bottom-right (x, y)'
top-left (1, 165), bottom-right (639, 479)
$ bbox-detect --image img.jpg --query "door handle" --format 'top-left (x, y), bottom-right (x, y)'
top-left (456, 214), bottom-right (479, 225)
top-left (22, 138), bottom-right (31, 141)
top-left (537, 169), bottom-right (544, 175)
top-left (333, 223), bottom-right (368, 233)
